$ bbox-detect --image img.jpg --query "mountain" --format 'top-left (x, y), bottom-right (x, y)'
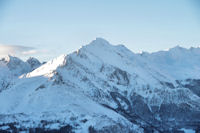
top-left (0, 55), bottom-right (41, 92)
top-left (0, 55), bottom-right (31, 76)
top-left (0, 38), bottom-right (200, 133)
top-left (26, 57), bottom-right (42, 71)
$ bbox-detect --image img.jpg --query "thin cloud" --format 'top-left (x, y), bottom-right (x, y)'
top-left (22, 50), bottom-right (38, 55)
top-left (0, 44), bottom-right (38, 57)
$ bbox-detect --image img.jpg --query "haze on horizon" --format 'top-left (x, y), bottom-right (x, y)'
top-left (0, 0), bottom-right (200, 61)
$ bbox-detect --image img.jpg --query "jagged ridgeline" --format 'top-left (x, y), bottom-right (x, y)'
top-left (0, 38), bottom-right (200, 133)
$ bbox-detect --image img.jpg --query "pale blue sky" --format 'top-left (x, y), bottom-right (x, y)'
top-left (0, 0), bottom-right (200, 61)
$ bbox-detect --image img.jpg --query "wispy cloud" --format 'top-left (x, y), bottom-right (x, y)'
top-left (21, 50), bottom-right (38, 55)
top-left (0, 44), bottom-right (39, 57)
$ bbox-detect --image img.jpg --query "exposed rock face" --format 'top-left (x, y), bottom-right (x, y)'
top-left (0, 38), bottom-right (200, 132)
top-left (26, 57), bottom-right (41, 71)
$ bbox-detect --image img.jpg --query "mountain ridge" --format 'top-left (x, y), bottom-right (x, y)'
top-left (0, 38), bottom-right (200, 133)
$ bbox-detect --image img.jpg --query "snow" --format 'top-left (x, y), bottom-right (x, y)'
top-left (21, 38), bottom-right (200, 106)
top-left (0, 38), bottom-right (200, 132)
top-left (26, 54), bottom-right (67, 77)
top-left (0, 55), bottom-right (31, 76)
top-left (0, 70), bottom-right (142, 132)
top-left (144, 46), bottom-right (200, 80)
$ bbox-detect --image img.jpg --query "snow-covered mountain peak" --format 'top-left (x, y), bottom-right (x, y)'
top-left (167, 45), bottom-right (189, 54)
top-left (0, 55), bottom-right (31, 76)
top-left (76, 38), bottom-right (113, 54)
top-left (0, 55), bottom-right (20, 64)
top-left (80, 38), bottom-right (114, 53)
top-left (26, 54), bottom-right (67, 77)
top-left (89, 37), bottom-right (111, 46)
top-left (169, 45), bottom-right (184, 50)
top-left (27, 57), bottom-right (40, 64)
top-left (156, 45), bottom-right (200, 55)
top-left (26, 57), bottom-right (41, 71)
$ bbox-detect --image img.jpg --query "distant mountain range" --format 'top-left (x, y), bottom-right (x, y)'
top-left (0, 38), bottom-right (200, 133)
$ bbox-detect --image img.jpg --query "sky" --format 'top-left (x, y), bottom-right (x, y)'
top-left (0, 0), bottom-right (200, 61)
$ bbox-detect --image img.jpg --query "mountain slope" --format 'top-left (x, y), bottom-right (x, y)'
top-left (0, 38), bottom-right (200, 132)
